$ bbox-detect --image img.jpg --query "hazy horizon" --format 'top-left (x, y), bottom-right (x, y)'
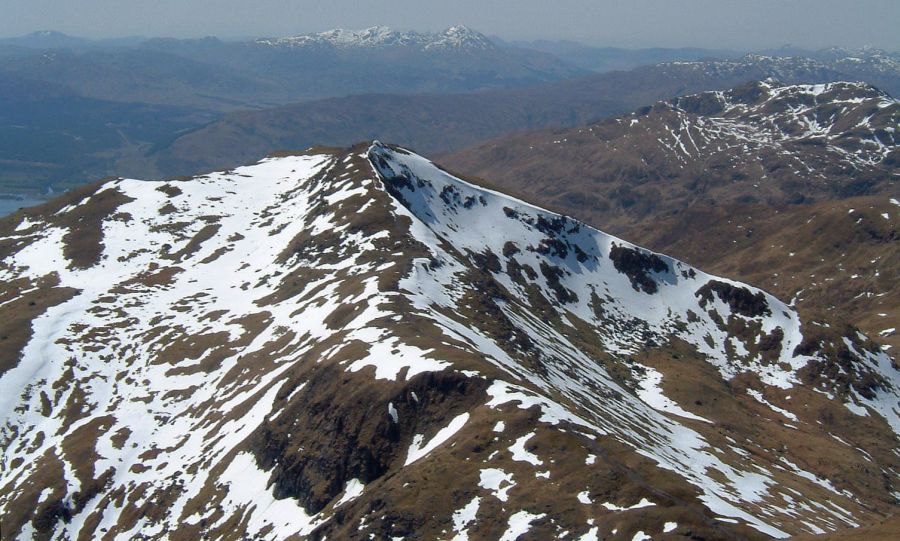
top-left (2, 0), bottom-right (898, 51)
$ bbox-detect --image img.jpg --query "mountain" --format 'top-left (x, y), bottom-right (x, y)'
top-left (758, 47), bottom-right (900, 98)
top-left (0, 26), bottom-right (588, 199)
top-left (0, 31), bottom-right (93, 49)
top-left (0, 31), bottom-right (145, 49)
top-left (0, 46), bottom-right (301, 110)
top-left (145, 55), bottom-right (880, 178)
top-left (0, 72), bottom-right (219, 196)
top-left (501, 45), bottom-right (900, 99)
top-left (507, 39), bottom-right (743, 72)
top-left (136, 26), bottom-right (586, 103)
top-left (517, 39), bottom-right (898, 91)
top-left (256, 25), bottom-right (495, 51)
top-left (445, 80), bottom-right (898, 221)
top-left (2, 48), bottom-right (894, 199)
top-left (441, 80), bottom-right (899, 353)
top-left (762, 46), bottom-right (899, 72)
top-left (0, 25), bottom-right (586, 201)
top-left (0, 27), bottom-right (585, 112)
top-left (1, 143), bottom-right (897, 540)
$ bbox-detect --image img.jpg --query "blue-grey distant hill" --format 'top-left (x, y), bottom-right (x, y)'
top-left (0, 27), bottom-right (587, 111)
top-left (503, 38), bottom-right (744, 72)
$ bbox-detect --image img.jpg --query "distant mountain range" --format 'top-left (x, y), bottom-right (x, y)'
top-left (256, 25), bottom-right (495, 51)
top-left (143, 54), bottom-right (899, 179)
top-left (504, 38), bottom-right (743, 72)
top-left (0, 26), bottom-right (584, 196)
top-left (0, 26), bottom-right (585, 111)
top-left (514, 38), bottom-right (900, 82)
top-left (0, 30), bottom-right (146, 49)
top-left (0, 29), bottom-right (897, 201)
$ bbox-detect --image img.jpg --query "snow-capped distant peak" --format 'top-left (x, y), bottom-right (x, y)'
top-left (256, 25), bottom-right (494, 51)
top-left (425, 25), bottom-right (494, 50)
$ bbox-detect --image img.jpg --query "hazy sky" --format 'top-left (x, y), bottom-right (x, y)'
top-left (2, 0), bottom-right (898, 50)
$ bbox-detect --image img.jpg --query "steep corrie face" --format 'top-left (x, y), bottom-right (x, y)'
top-left (0, 143), bottom-right (897, 540)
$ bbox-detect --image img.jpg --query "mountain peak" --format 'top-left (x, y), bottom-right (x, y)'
top-left (2, 30), bottom-right (90, 48)
top-left (1, 143), bottom-right (898, 540)
top-left (430, 25), bottom-right (493, 49)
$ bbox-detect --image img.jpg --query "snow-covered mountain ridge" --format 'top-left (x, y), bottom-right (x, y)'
top-left (0, 143), bottom-right (897, 540)
top-left (661, 52), bottom-right (897, 79)
top-left (256, 25), bottom-right (494, 51)
top-left (649, 79), bottom-right (898, 169)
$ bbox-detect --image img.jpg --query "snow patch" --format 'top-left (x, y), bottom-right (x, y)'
top-left (405, 412), bottom-right (469, 466)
